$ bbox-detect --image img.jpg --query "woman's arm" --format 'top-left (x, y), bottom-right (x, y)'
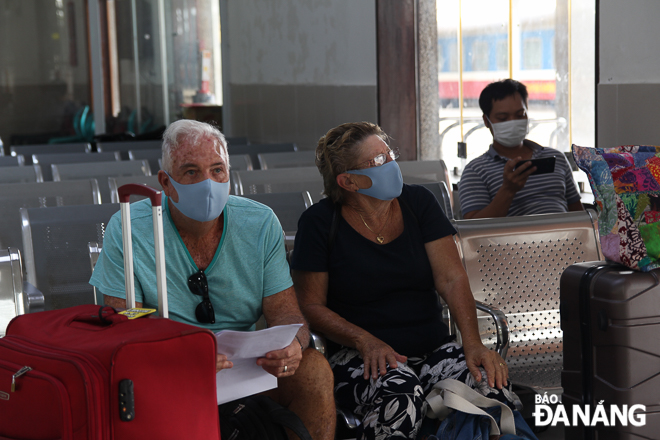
top-left (292, 270), bottom-right (406, 380)
top-left (425, 235), bottom-right (508, 389)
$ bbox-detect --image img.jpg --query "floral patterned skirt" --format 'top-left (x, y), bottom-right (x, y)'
top-left (329, 341), bottom-right (517, 440)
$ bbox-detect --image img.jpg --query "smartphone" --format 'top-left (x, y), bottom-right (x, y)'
top-left (513, 156), bottom-right (556, 175)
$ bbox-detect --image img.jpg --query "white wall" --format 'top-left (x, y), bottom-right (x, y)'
top-left (598, 0), bottom-right (660, 147)
top-left (221, 0), bottom-right (378, 147)
top-left (227, 0), bottom-right (377, 86)
top-left (600, 0), bottom-right (660, 84)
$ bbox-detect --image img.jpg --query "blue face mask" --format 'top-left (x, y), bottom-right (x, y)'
top-left (345, 160), bottom-right (403, 201)
top-left (165, 172), bottom-right (230, 222)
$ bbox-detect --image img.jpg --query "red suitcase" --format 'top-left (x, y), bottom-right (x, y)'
top-left (0, 185), bottom-right (221, 440)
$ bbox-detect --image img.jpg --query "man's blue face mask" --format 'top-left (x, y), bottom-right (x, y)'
top-left (345, 160), bottom-right (403, 201)
top-left (165, 172), bottom-right (230, 222)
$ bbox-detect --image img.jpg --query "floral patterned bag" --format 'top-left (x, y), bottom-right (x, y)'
top-left (572, 144), bottom-right (660, 271)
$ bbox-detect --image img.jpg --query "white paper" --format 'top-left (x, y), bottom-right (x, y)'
top-left (214, 323), bottom-right (303, 405)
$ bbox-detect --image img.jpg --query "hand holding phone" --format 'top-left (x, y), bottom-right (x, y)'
top-left (513, 156), bottom-right (556, 176)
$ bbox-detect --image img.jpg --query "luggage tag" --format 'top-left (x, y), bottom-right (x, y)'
top-left (119, 308), bottom-right (157, 319)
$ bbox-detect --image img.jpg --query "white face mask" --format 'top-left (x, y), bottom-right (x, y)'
top-left (487, 117), bottom-right (529, 148)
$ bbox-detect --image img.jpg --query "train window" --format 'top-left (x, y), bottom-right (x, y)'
top-left (496, 40), bottom-right (508, 71)
top-left (439, 41), bottom-right (459, 73)
top-left (435, 0), bottom-right (595, 192)
top-left (471, 40), bottom-right (490, 71)
top-left (523, 37), bottom-right (543, 70)
top-left (447, 43), bottom-right (459, 72)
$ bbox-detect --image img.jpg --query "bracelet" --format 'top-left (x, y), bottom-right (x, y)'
top-left (295, 335), bottom-right (305, 351)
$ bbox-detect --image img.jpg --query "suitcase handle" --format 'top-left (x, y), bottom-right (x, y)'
top-left (118, 184), bottom-right (168, 318)
top-left (117, 183), bottom-right (162, 206)
top-left (70, 307), bottom-right (128, 328)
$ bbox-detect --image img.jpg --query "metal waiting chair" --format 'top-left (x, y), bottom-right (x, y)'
top-left (128, 149), bottom-right (162, 173)
top-left (451, 183), bottom-right (463, 220)
top-left (416, 181), bottom-right (454, 220)
top-left (10, 143), bottom-right (92, 165)
top-left (398, 159), bottom-right (451, 186)
top-left (0, 155), bottom-right (25, 166)
top-left (399, 160), bottom-right (454, 215)
top-left (225, 136), bottom-right (249, 145)
top-left (96, 140), bottom-right (162, 160)
top-left (229, 154), bottom-right (254, 171)
top-left (0, 165), bottom-right (44, 184)
top-left (231, 166), bottom-right (325, 203)
top-left (228, 143), bottom-right (297, 170)
top-left (88, 242), bottom-right (103, 305)
top-left (108, 175), bottom-right (162, 203)
top-left (129, 149), bottom-right (254, 173)
top-left (161, 155), bottom-right (254, 172)
top-left (0, 180), bottom-right (101, 255)
top-left (20, 203), bottom-right (121, 311)
top-left (0, 248), bottom-right (45, 336)
top-left (231, 163), bottom-right (451, 205)
top-left (239, 191), bottom-right (313, 232)
top-left (33, 151), bottom-right (121, 181)
top-left (240, 191), bottom-right (313, 250)
top-left (52, 160), bottom-right (151, 203)
top-left (451, 210), bottom-right (602, 395)
top-left (258, 150), bottom-right (317, 170)
top-left (316, 213), bottom-right (596, 435)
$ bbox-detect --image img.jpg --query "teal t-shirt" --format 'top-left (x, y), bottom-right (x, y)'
top-left (89, 195), bottom-right (293, 332)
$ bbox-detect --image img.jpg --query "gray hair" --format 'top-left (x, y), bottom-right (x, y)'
top-left (161, 119), bottom-right (229, 173)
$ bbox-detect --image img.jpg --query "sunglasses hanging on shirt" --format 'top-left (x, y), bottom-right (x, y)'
top-left (188, 269), bottom-right (215, 324)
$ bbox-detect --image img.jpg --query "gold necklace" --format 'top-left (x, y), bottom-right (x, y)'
top-left (357, 209), bottom-right (389, 244)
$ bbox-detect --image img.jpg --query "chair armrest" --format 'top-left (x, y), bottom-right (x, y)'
top-left (475, 301), bottom-right (509, 359)
top-left (310, 331), bottom-right (327, 358)
top-left (337, 407), bottom-right (360, 430)
top-left (23, 281), bottom-right (44, 314)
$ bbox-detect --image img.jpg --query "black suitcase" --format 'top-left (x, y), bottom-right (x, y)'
top-left (560, 261), bottom-right (660, 440)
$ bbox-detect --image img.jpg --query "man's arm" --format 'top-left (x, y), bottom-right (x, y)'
top-left (102, 294), bottom-right (143, 309)
top-left (262, 286), bottom-right (309, 341)
top-left (257, 286), bottom-right (309, 378)
top-left (463, 158), bottom-right (536, 219)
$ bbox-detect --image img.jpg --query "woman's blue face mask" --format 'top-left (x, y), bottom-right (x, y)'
top-left (345, 160), bottom-right (403, 201)
top-left (165, 172), bottom-right (230, 222)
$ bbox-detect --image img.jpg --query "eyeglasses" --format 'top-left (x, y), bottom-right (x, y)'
top-left (188, 269), bottom-right (215, 324)
top-left (349, 148), bottom-right (399, 171)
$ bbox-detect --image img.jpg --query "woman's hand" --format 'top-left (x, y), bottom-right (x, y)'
top-left (356, 334), bottom-right (407, 380)
top-left (463, 343), bottom-right (508, 389)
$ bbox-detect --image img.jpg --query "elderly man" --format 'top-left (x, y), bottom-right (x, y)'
top-left (458, 79), bottom-right (583, 218)
top-left (90, 119), bottom-right (335, 440)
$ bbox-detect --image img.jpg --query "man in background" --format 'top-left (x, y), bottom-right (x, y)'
top-left (458, 79), bottom-right (583, 219)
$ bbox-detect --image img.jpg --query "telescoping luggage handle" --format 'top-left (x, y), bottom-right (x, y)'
top-left (117, 184), bottom-right (168, 318)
